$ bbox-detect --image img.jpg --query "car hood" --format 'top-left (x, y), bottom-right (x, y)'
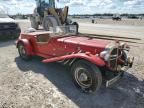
top-left (0, 17), bottom-right (16, 23)
top-left (58, 36), bottom-right (112, 53)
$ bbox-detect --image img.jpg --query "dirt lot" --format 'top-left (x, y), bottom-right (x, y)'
top-left (0, 20), bottom-right (144, 108)
top-left (73, 18), bottom-right (144, 26)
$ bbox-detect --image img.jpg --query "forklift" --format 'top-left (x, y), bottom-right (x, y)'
top-left (30, 0), bottom-right (79, 33)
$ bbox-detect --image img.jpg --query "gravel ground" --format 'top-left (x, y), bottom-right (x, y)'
top-left (73, 18), bottom-right (144, 26)
top-left (0, 21), bottom-right (144, 108)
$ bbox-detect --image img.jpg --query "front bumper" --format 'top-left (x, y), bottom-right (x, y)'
top-left (106, 72), bottom-right (123, 87)
top-left (105, 56), bottom-right (134, 87)
top-left (121, 56), bottom-right (134, 71)
top-left (0, 28), bottom-right (21, 40)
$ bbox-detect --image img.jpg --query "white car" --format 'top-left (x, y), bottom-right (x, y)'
top-left (0, 10), bottom-right (21, 40)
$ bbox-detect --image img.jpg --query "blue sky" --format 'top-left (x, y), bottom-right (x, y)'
top-left (0, 0), bottom-right (144, 15)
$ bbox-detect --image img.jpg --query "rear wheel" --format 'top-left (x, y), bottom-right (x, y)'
top-left (71, 60), bottom-right (102, 93)
top-left (18, 42), bottom-right (31, 60)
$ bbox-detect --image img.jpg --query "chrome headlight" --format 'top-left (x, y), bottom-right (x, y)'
top-left (120, 43), bottom-right (130, 51)
top-left (100, 50), bottom-right (110, 61)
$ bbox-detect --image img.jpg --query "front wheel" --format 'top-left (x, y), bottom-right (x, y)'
top-left (18, 42), bottom-right (31, 60)
top-left (71, 60), bottom-right (102, 93)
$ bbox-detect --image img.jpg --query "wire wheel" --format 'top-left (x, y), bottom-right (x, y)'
top-left (75, 67), bottom-right (92, 88)
top-left (71, 60), bottom-right (102, 93)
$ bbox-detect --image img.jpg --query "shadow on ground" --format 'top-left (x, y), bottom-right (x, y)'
top-left (15, 57), bottom-right (144, 108)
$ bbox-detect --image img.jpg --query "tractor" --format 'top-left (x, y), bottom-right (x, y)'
top-left (30, 0), bottom-right (78, 33)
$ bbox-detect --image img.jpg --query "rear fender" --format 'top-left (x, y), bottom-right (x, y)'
top-left (42, 53), bottom-right (105, 67)
top-left (17, 39), bottom-right (33, 55)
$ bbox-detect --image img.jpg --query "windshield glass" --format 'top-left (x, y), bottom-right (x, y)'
top-left (36, 0), bottom-right (55, 7)
top-left (0, 9), bottom-right (8, 18)
top-left (42, 0), bottom-right (49, 4)
top-left (50, 25), bottom-right (77, 36)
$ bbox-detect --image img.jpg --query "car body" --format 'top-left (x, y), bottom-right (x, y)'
top-left (16, 26), bottom-right (134, 93)
top-left (128, 15), bottom-right (139, 19)
top-left (0, 9), bottom-right (21, 40)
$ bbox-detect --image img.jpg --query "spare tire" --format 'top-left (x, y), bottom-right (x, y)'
top-left (42, 16), bottom-right (60, 31)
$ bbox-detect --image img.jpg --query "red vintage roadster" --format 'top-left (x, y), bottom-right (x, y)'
top-left (16, 26), bottom-right (134, 93)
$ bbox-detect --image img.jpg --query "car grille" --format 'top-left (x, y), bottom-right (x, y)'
top-left (0, 23), bottom-right (17, 30)
top-left (108, 48), bottom-right (121, 70)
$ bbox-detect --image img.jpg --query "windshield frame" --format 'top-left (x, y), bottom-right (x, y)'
top-left (49, 25), bottom-right (77, 37)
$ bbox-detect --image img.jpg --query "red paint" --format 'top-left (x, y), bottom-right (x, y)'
top-left (42, 53), bottom-right (105, 67)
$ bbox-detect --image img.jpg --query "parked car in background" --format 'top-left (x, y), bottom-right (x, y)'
top-left (112, 14), bottom-right (122, 21)
top-left (128, 15), bottom-right (139, 19)
top-left (0, 9), bottom-right (21, 40)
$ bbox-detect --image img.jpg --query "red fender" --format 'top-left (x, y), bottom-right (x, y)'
top-left (42, 52), bottom-right (105, 67)
top-left (17, 39), bottom-right (33, 55)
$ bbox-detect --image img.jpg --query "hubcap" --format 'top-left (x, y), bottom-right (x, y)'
top-left (79, 73), bottom-right (88, 82)
top-left (75, 68), bottom-right (92, 88)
